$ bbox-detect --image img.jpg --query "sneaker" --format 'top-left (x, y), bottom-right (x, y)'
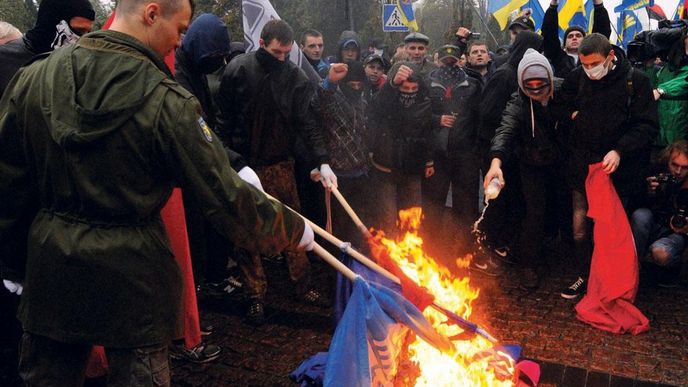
top-left (201, 276), bottom-right (243, 297)
top-left (493, 246), bottom-right (517, 264)
top-left (469, 254), bottom-right (504, 277)
top-left (170, 342), bottom-right (221, 363)
top-left (560, 277), bottom-right (585, 299)
top-left (657, 267), bottom-right (680, 288)
top-left (246, 301), bottom-right (266, 326)
top-left (302, 289), bottom-right (330, 308)
top-left (200, 323), bottom-right (214, 336)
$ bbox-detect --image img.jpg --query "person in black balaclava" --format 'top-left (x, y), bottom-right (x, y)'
top-left (0, 0), bottom-right (95, 96)
top-left (312, 60), bottom-right (371, 250)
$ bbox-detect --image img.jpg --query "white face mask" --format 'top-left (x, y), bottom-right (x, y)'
top-left (373, 48), bottom-right (384, 56)
top-left (51, 20), bottom-right (80, 49)
top-left (583, 56), bottom-right (611, 80)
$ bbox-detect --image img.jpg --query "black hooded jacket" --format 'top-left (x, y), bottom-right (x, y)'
top-left (0, 0), bottom-right (94, 97)
top-left (561, 46), bottom-right (659, 198)
top-left (478, 31), bottom-right (543, 152)
top-left (367, 62), bottom-right (433, 174)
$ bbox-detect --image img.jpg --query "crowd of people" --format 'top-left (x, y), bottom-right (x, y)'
top-left (0, 0), bottom-right (687, 384)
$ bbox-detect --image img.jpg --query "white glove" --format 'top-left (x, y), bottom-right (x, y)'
top-left (237, 166), bottom-right (264, 192)
top-left (297, 222), bottom-right (315, 251)
top-left (3, 280), bottom-right (23, 296)
top-left (318, 164), bottom-right (338, 189)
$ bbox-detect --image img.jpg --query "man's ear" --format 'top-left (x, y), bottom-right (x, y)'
top-left (144, 3), bottom-right (161, 26)
top-left (259, 38), bottom-right (265, 48)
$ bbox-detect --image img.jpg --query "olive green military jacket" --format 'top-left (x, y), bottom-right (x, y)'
top-left (0, 30), bottom-right (304, 348)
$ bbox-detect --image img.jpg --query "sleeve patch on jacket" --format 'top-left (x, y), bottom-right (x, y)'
top-left (198, 117), bottom-right (213, 142)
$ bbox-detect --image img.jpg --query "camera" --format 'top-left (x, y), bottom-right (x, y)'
top-left (670, 189), bottom-right (688, 229)
top-left (628, 21), bottom-right (688, 65)
top-left (656, 173), bottom-right (678, 185)
top-left (468, 32), bottom-right (481, 40)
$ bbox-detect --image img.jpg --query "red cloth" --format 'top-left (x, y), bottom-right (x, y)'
top-left (367, 237), bottom-right (435, 311)
top-left (575, 163), bottom-right (650, 335)
top-left (161, 189), bottom-right (202, 349)
top-left (84, 346), bottom-right (108, 378)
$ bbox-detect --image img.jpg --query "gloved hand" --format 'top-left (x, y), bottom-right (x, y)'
top-left (297, 222), bottom-right (315, 251)
top-left (3, 280), bottom-right (23, 296)
top-left (318, 164), bottom-right (338, 189)
top-left (237, 166), bottom-right (265, 192)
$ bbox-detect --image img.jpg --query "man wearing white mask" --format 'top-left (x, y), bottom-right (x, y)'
top-left (559, 33), bottom-right (658, 299)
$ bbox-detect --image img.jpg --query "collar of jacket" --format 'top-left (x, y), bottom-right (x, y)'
top-left (80, 30), bottom-right (173, 78)
top-left (256, 47), bottom-right (286, 72)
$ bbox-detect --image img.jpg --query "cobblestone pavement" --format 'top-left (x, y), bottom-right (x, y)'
top-left (1, 244), bottom-right (686, 386)
top-left (169, 243), bottom-right (688, 387)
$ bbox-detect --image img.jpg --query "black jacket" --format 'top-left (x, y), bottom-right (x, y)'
top-left (368, 63), bottom-right (433, 174)
top-left (542, 3), bottom-right (611, 79)
top-left (217, 48), bottom-right (329, 168)
top-left (479, 31), bottom-right (543, 152)
top-left (490, 79), bottom-right (569, 167)
top-left (561, 46), bottom-right (659, 198)
top-left (429, 66), bottom-right (482, 158)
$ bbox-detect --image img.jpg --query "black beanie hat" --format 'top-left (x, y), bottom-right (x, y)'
top-left (343, 60), bottom-right (366, 83)
top-left (564, 25), bottom-right (586, 40)
top-left (25, 0), bottom-right (96, 53)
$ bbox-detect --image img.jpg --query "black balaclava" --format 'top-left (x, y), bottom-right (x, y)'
top-left (24, 0), bottom-right (95, 54)
top-left (182, 14), bottom-right (231, 74)
top-left (340, 60), bottom-right (366, 102)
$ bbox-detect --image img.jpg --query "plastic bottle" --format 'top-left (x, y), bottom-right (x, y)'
top-left (484, 177), bottom-right (503, 202)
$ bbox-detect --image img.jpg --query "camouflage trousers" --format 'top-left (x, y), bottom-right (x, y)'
top-left (236, 160), bottom-right (311, 301)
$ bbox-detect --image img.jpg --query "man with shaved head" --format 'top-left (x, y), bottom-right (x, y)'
top-left (0, 0), bottom-right (314, 384)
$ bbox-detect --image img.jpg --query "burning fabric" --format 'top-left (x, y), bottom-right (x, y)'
top-left (292, 206), bottom-right (539, 386)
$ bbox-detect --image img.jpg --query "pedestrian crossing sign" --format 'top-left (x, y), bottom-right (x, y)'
top-left (383, 4), bottom-right (409, 32)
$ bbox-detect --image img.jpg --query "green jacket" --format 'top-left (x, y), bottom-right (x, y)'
top-left (652, 64), bottom-right (688, 146)
top-left (0, 30), bottom-right (304, 347)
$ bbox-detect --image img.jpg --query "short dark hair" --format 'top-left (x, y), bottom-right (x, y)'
top-left (261, 20), bottom-right (293, 46)
top-left (578, 33), bottom-right (612, 57)
top-left (117, 0), bottom-right (194, 17)
top-left (300, 29), bottom-right (322, 46)
top-left (468, 41), bottom-right (488, 53)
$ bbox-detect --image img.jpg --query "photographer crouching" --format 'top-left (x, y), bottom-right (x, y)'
top-left (631, 140), bottom-right (688, 287)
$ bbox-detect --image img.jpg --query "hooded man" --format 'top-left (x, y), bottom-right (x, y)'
top-left (0, 0), bottom-right (95, 96)
top-left (485, 49), bottom-right (571, 289)
top-left (367, 62), bottom-right (435, 236)
top-left (313, 61), bottom-right (371, 248)
top-left (471, 31), bottom-right (543, 276)
top-left (542, 0), bottom-right (611, 78)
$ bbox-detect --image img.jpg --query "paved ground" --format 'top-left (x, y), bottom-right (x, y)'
top-left (167, 239), bottom-right (687, 387)
top-left (2, 242), bottom-right (686, 386)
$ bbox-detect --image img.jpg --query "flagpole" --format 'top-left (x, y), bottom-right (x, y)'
top-left (466, 0), bottom-right (501, 46)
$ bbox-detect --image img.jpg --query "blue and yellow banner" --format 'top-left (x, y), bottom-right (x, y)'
top-left (488, 0), bottom-right (530, 30)
top-left (396, 0), bottom-right (419, 31)
top-left (617, 10), bottom-right (642, 48)
top-left (614, 0), bottom-right (654, 13)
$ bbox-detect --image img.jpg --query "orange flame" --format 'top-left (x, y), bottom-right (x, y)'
top-left (371, 207), bottom-right (515, 386)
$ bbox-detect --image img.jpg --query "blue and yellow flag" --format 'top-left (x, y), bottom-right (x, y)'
top-left (556, 0), bottom-right (593, 38)
top-left (522, 0), bottom-right (545, 31)
top-left (617, 10), bottom-right (642, 48)
top-left (396, 0), bottom-right (419, 31)
top-left (673, 0), bottom-right (686, 19)
top-left (614, 0), bottom-right (654, 13)
top-left (488, 0), bottom-right (530, 30)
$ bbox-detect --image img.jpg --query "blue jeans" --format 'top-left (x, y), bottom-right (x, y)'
top-left (630, 208), bottom-right (685, 267)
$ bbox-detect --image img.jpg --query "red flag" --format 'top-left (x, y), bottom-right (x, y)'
top-left (646, 4), bottom-right (667, 20)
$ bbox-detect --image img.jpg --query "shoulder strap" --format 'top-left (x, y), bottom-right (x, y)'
top-left (625, 67), bottom-right (634, 119)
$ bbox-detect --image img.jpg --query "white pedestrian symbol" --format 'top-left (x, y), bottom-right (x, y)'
top-left (385, 7), bottom-right (405, 27)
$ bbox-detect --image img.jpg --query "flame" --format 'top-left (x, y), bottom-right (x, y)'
top-left (371, 208), bottom-right (515, 386)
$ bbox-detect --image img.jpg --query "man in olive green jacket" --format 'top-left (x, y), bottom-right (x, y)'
top-left (0, 0), bottom-right (313, 384)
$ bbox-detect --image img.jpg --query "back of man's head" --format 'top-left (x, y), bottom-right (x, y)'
top-left (0, 21), bottom-right (22, 44)
top-left (261, 20), bottom-right (293, 46)
top-left (578, 33), bottom-right (612, 57)
top-left (117, 0), bottom-right (193, 17)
